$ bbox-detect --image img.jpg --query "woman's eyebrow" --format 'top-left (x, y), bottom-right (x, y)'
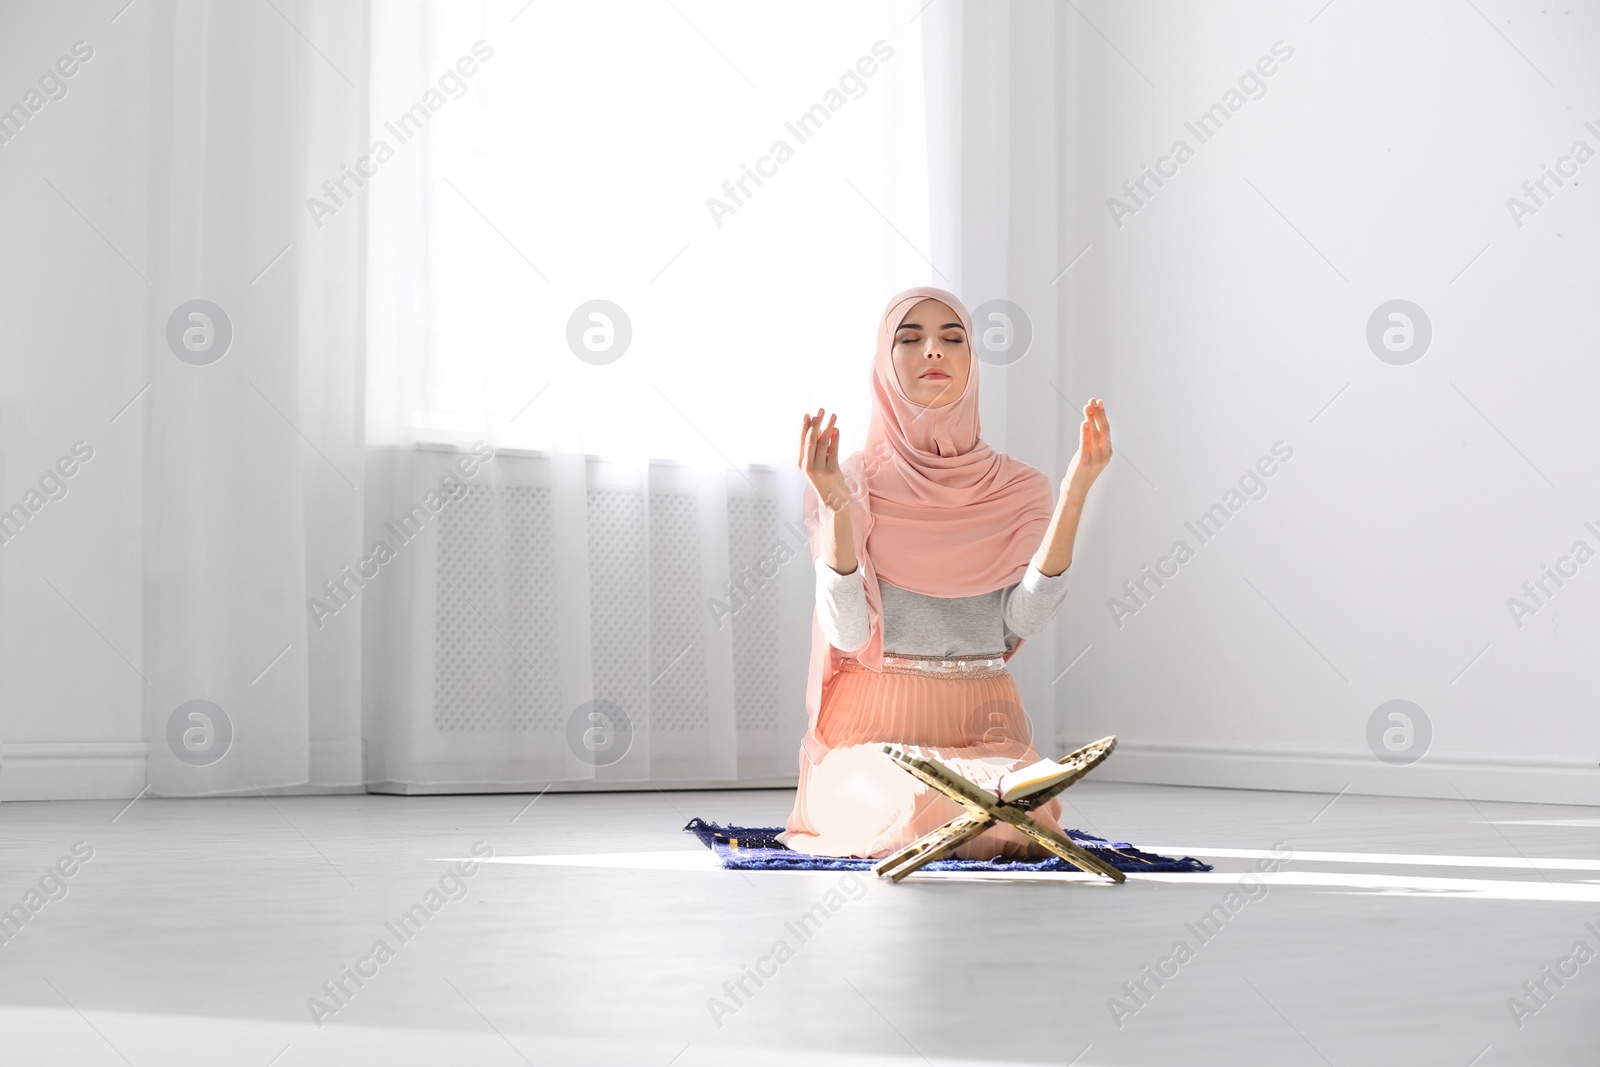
top-left (896, 322), bottom-right (965, 331)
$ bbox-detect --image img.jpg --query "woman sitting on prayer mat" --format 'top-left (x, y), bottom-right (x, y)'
top-left (778, 286), bottom-right (1113, 860)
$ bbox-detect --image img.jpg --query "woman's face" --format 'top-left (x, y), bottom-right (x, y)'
top-left (890, 298), bottom-right (971, 409)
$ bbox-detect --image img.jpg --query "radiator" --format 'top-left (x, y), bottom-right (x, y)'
top-left (361, 444), bottom-right (808, 792)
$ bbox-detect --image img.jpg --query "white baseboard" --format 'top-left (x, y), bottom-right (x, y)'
top-left (1076, 739), bottom-right (1600, 807)
top-left (9, 737), bottom-right (1593, 807)
top-left (1, 742), bottom-right (149, 801)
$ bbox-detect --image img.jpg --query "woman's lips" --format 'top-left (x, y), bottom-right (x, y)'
top-left (920, 370), bottom-right (949, 379)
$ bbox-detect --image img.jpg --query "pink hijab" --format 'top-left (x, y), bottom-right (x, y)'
top-left (797, 286), bottom-right (1056, 764)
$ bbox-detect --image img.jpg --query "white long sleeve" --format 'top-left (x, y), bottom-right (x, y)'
top-left (815, 561), bottom-right (872, 652)
top-left (1001, 562), bottom-right (1072, 640)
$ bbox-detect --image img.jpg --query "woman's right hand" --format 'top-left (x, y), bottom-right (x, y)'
top-left (798, 407), bottom-right (850, 513)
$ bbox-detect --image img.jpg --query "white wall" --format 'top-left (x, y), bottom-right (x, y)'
top-left (1053, 1), bottom-right (1600, 804)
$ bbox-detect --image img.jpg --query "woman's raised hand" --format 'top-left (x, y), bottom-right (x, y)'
top-left (1063, 397), bottom-right (1112, 503)
top-left (798, 407), bottom-right (850, 512)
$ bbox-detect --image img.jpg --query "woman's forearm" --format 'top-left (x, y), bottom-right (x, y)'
top-left (1031, 489), bottom-right (1086, 578)
top-left (820, 500), bottom-right (858, 574)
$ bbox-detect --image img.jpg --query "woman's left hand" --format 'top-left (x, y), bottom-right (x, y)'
top-left (1063, 398), bottom-right (1111, 503)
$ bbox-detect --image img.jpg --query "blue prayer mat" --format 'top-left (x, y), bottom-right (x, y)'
top-left (683, 818), bottom-right (1212, 874)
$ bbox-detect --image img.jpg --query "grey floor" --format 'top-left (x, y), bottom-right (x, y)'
top-left (1, 782), bottom-right (1597, 1066)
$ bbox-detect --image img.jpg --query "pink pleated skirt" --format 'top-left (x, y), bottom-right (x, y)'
top-left (778, 661), bottom-right (1066, 860)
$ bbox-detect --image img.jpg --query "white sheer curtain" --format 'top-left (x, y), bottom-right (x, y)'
top-left (360, 0), bottom-right (957, 790)
top-left (139, 1), bottom-right (369, 795)
top-left (1, 0), bottom-right (1060, 800)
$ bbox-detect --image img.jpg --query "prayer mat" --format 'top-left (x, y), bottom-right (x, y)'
top-left (683, 818), bottom-right (1212, 874)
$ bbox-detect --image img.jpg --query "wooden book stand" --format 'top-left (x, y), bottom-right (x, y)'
top-left (871, 735), bottom-right (1126, 884)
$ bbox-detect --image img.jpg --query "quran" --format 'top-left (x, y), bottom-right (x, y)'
top-left (994, 757), bottom-right (1086, 803)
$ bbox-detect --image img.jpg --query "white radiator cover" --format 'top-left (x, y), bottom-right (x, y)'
top-left (361, 444), bottom-right (809, 793)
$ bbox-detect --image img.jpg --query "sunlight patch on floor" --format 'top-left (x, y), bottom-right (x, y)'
top-left (457, 851), bottom-right (1600, 901)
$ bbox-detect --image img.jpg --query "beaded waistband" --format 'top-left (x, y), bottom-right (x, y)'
top-left (836, 651), bottom-right (1009, 678)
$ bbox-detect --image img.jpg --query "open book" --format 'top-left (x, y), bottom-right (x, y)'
top-left (993, 757), bottom-right (1077, 803)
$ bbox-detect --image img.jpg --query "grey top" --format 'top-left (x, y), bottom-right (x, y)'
top-left (815, 559), bottom-right (1071, 657)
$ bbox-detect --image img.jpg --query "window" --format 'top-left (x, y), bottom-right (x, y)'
top-left (366, 1), bottom-right (934, 470)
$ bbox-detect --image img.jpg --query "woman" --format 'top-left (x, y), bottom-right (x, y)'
top-left (778, 286), bottom-right (1112, 860)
